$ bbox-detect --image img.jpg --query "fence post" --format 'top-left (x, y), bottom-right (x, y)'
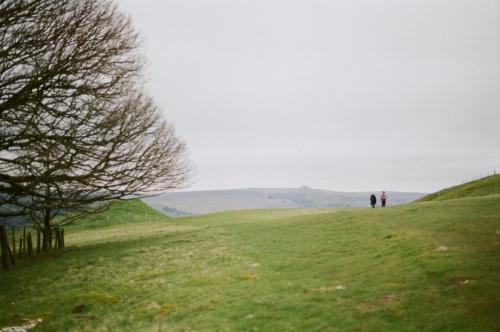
top-left (0, 224), bottom-right (12, 270)
top-left (61, 228), bottom-right (65, 249)
top-left (11, 227), bottom-right (16, 258)
top-left (18, 239), bottom-right (23, 259)
top-left (55, 228), bottom-right (58, 249)
top-left (57, 226), bottom-right (61, 249)
top-left (22, 227), bottom-right (26, 256)
top-left (37, 229), bottom-right (41, 254)
top-left (7, 241), bottom-right (15, 266)
top-left (27, 232), bottom-right (33, 257)
top-left (48, 228), bottom-right (52, 250)
top-left (57, 227), bottom-right (61, 249)
top-left (58, 227), bottom-right (62, 249)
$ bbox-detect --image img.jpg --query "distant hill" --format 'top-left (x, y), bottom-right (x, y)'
top-left (142, 187), bottom-right (426, 216)
top-left (417, 174), bottom-right (500, 202)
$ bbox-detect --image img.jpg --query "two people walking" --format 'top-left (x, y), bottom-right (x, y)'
top-left (370, 191), bottom-right (387, 208)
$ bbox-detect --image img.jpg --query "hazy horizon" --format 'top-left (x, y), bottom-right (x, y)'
top-left (167, 185), bottom-right (429, 194)
top-left (119, 0), bottom-right (500, 193)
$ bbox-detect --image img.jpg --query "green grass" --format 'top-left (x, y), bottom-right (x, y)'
top-left (1, 195), bottom-right (500, 331)
top-left (417, 174), bottom-right (500, 202)
top-left (66, 199), bottom-right (169, 230)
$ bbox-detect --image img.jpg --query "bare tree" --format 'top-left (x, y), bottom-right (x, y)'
top-left (0, 0), bottom-right (190, 247)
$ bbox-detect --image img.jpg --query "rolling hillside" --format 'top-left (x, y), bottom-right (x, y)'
top-left (417, 174), bottom-right (500, 202)
top-left (142, 187), bottom-right (425, 216)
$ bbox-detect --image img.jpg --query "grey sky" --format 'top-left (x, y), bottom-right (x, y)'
top-left (118, 0), bottom-right (500, 192)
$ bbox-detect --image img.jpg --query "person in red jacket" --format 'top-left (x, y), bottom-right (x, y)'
top-left (380, 191), bottom-right (387, 207)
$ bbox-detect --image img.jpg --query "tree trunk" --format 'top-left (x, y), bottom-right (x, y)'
top-left (42, 207), bottom-right (51, 251)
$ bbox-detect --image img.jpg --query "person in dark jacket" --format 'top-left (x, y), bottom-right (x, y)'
top-left (370, 194), bottom-right (377, 208)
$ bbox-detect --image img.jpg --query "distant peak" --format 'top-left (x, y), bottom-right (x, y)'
top-left (299, 185), bottom-right (311, 190)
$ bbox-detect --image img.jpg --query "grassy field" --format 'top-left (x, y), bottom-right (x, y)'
top-left (1, 191), bottom-right (500, 331)
top-left (417, 174), bottom-right (500, 202)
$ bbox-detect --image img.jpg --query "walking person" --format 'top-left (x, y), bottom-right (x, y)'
top-left (370, 194), bottom-right (377, 208)
top-left (380, 191), bottom-right (387, 207)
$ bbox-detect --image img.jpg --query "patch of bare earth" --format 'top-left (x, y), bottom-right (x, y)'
top-left (357, 294), bottom-right (400, 312)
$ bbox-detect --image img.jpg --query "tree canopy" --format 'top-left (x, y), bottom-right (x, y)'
top-left (0, 0), bottom-right (190, 242)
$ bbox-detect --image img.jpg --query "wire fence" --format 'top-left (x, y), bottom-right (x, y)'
top-left (0, 224), bottom-right (65, 270)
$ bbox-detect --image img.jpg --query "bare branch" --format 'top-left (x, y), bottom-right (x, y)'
top-left (0, 0), bottom-right (190, 239)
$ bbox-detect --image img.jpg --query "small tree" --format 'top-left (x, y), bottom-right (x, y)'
top-left (0, 0), bottom-right (190, 247)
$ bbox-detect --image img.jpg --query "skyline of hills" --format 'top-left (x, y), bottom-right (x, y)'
top-left (142, 186), bottom-right (426, 217)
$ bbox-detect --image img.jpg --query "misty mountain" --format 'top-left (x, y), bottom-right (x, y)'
top-left (141, 186), bottom-right (426, 217)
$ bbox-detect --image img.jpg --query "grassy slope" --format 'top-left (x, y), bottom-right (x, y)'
top-left (0, 197), bottom-right (499, 331)
top-left (417, 174), bottom-right (500, 202)
top-left (68, 199), bottom-right (169, 230)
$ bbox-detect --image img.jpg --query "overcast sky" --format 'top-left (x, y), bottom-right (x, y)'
top-left (118, 0), bottom-right (500, 193)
